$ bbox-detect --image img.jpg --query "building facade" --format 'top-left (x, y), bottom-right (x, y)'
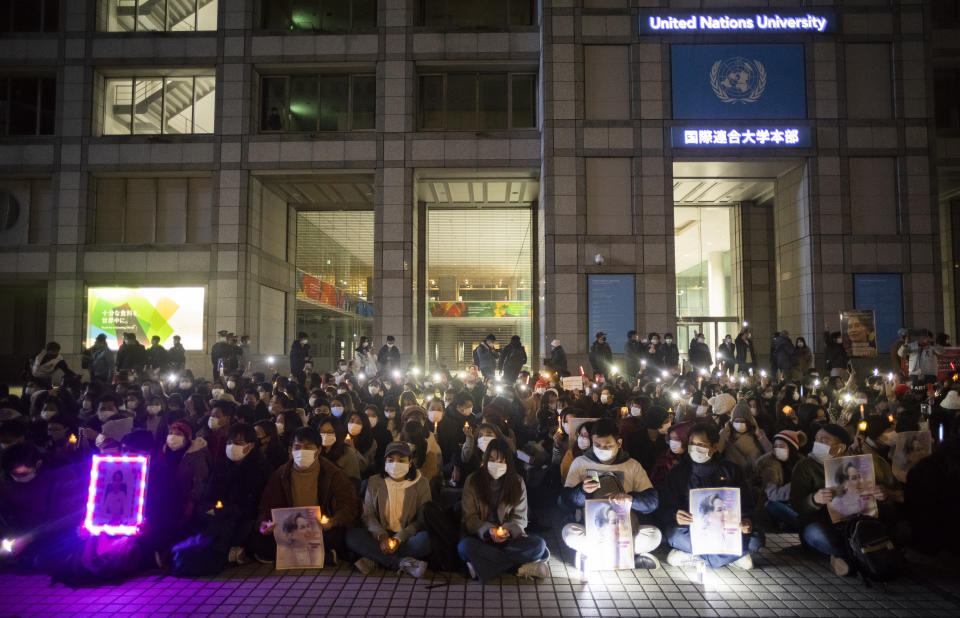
top-left (0, 0), bottom-right (952, 380)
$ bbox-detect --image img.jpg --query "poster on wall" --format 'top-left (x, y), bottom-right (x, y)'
top-left (584, 499), bottom-right (634, 570)
top-left (588, 275), bottom-right (635, 356)
top-left (86, 287), bottom-right (205, 351)
top-left (689, 488), bottom-right (742, 556)
top-left (840, 310), bottom-right (878, 358)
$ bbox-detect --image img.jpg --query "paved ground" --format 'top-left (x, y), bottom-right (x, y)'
top-left (1, 528), bottom-right (958, 618)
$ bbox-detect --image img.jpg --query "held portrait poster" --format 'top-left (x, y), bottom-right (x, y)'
top-left (840, 310), bottom-right (878, 358)
top-left (689, 488), bottom-right (742, 556)
top-left (272, 507), bottom-right (325, 569)
top-left (890, 431), bottom-right (932, 484)
top-left (584, 499), bottom-right (634, 570)
top-left (83, 455), bottom-right (150, 536)
top-left (824, 455), bottom-right (878, 523)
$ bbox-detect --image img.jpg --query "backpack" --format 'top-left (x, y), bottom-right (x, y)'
top-left (422, 501), bottom-right (463, 574)
top-left (844, 516), bottom-right (902, 585)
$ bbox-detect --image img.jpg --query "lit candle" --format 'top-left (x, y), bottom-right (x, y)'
top-left (557, 414), bottom-right (562, 433)
top-left (463, 421), bottom-right (469, 431)
top-left (495, 526), bottom-right (507, 538)
top-left (860, 404), bottom-right (865, 414)
top-left (215, 500), bottom-right (223, 509)
top-left (387, 537), bottom-right (398, 550)
top-left (68, 434), bottom-right (77, 445)
top-left (888, 414), bottom-right (895, 423)
top-left (858, 421), bottom-right (868, 432)
top-left (320, 514), bottom-right (329, 525)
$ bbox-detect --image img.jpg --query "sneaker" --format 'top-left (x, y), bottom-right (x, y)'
top-left (634, 552), bottom-right (661, 570)
top-left (666, 549), bottom-right (693, 568)
top-left (516, 560), bottom-right (550, 579)
top-left (466, 561), bottom-right (478, 580)
top-left (830, 555), bottom-right (850, 577)
top-left (354, 557), bottom-right (376, 576)
top-left (227, 546), bottom-right (241, 563)
top-left (235, 548), bottom-right (248, 565)
top-left (397, 557), bottom-right (426, 578)
top-left (730, 554), bottom-right (753, 570)
top-left (253, 553), bottom-right (272, 565)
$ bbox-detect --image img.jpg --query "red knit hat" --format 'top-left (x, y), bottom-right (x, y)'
top-left (170, 420), bottom-right (193, 441)
top-left (773, 429), bottom-right (806, 451)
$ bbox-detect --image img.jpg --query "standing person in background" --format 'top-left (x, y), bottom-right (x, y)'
top-left (86, 333), bottom-right (114, 383)
top-left (625, 331), bottom-right (644, 378)
top-left (717, 335), bottom-right (736, 375)
top-left (823, 330), bottom-right (847, 378)
top-left (499, 336), bottom-right (527, 383)
top-left (146, 336), bottom-right (169, 374)
top-left (210, 330), bottom-right (230, 378)
top-left (240, 336), bottom-right (251, 360)
top-left (734, 327), bottom-right (756, 376)
top-left (660, 334), bottom-right (680, 372)
top-left (772, 331), bottom-right (795, 381)
top-left (474, 334), bottom-right (499, 380)
top-left (355, 337), bottom-right (378, 377)
top-left (377, 336), bottom-right (401, 375)
top-left (116, 333), bottom-right (147, 376)
top-left (168, 335), bottom-right (186, 372)
top-left (589, 332), bottom-right (612, 379)
top-left (547, 339), bottom-right (568, 374)
top-left (688, 333), bottom-right (712, 373)
top-left (791, 337), bottom-right (812, 381)
top-left (289, 332), bottom-right (310, 377)
top-left (31, 341), bottom-right (76, 384)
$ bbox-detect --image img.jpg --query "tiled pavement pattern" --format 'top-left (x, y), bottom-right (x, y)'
top-left (1, 530), bottom-right (958, 618)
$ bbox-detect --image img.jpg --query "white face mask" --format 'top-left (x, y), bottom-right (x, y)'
top-left (689, 444), bottom-right (712, 464)
top-left (696, 405), bottom-right (708, 417)
top-left (211, 388), bottom-right (224, 398)
top-left (476, 436), bottom-right (492, 452)
top-left (95, 433), bottom-right (106, 449)
top-left (428, 410), bottom-right (443, 423)
top-left (810, 441), bottom-right (834, 462)
top-left (536, 387), bottom-right (545, 395)
top-left (166, 434), bottom-right (185, 451)
top-left (82, 400), bottom-right (93, 410)
top-left (180, 381), bottom-right (191, 389)
top-left (385, 461), bottom-right (409, 479)
top-left (385, 411), bottom-right (395, 419)
top-left (577, 435), bottom-right (591, 450)
top-left (600, 395), bottom-right (611, 404)
top-left (226, 381), bottom-right (236, 390)
top-left (669, 439), bottom-right (683, 454)
top-left (41, 410), bottom-right (56, 421)
top-left (320, 432), bottom-right (336, 447)
top-left (732, 421), bottom-right (747, 433)
top-left (629, 406), bottom-right (642, 417)
top-left (487, 461), bottom-right (507, 479)
top-left (147, 405), bottom-right (162, 415)
top-left (292, 448), bottom-right (317, 468)
top-left (308, 397), bottom-right (317, 407)
top-left (793, 392), bottom-right (800, 401)
top-left (774, 447), bottom-right (790, 462)
top-left (97, 409), bottom-right (115, 422)
top-left (275, 422), bottom-right (285, 435)
top-left (208, 416), bottom-right (225, 430)
top-left (226, 444), bottom-right (249, 462)
top-left (593, 445), bottom-right (616, 462)
top-left (367, 416), bottom-right (378, 428)
top-left (347, 422), bottom-right (362, 436)
top-left (331, 406), bottom-right (344, 417)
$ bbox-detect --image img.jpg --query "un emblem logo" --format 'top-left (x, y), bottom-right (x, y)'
top-left (710, 57), bottom-right (766, 104)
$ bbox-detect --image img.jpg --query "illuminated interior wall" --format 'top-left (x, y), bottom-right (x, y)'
top-left (426, 207), bottom-right (532, 370)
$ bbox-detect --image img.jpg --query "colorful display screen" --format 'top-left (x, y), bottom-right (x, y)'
top-left (86, 287), bottom-right (205, 350)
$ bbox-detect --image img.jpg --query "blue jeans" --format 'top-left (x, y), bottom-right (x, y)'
top-left (664, 525), bottom-right (765, 569)
top-left (457, 535), bottom-right (548, 583)
top-left (766, 500), bottom-right (799, 531)
top-left (801, 521), bottom-right (845, 558)
top-left (345, 528), bottom-right (432, 570)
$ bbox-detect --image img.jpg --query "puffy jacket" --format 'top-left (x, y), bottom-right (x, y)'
top-left (498, 341), bottom-right (527, 382)
top-left (258, 457), bottom-right (361, 528)
top-left (589, 341), bottom-right (613, 376)
top-left (657, 455), bottom-right (753, 528)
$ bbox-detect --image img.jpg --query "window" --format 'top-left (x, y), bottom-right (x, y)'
top-left (935, 68), bottom-right (960, 130)
top-left (102, 74), bottom-right (215, 135)
top-left (418, 73), bottom-right (537, 130)
top-left (92, 176), bottom-right (212, 244)
top-left (0, 77), bottom-right (56, 136)
top-left (259, 0), bottom-right (376, 31)
top-left (419, 0), bottom-right (533, 28)
top-left (0, 0), bottom-right (58, 32)
top-left (259, 74), bottom-right (375, 132)
top-left (97, 0), bottom-right (217, 32)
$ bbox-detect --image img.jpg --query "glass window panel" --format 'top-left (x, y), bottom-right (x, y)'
top-left (132, 77), bottom-right (163, 135)
top-left (0, 4), bottom-right (9, 31)
top-left (352, 0), bottom-right (376, 28)
top-left (674, 206), bottom-right (734, 318)
top-left (39, 78), bottom-right (55, 135)
top-left (290, 0), bottom-right (320, 30)
top-left (478, 74), bottom-right (508, 130)
top-left (289, 76), bottom-right (318, 131)
top-left (104, 0), bottom-right (136, 31)
top-left (261, 77), bottom-right (287, 131)
top-left (8, 78), bottom-right (38, 135)
top-left (447, 0), bottom-right (495, 27)
top-left (192, 75), bottom-right (215, 133)
top-left (162, 77), bottom-right (195, 135)
top-left (419, 75), bottom-right (444, 129)
top-left (196, 0), bottom-right (217, 30)
top-left (446, 74), bottom-right (477, 130)
top-left (261, 0), bottom-right (290, 29)
top-left (351, 75), bottom-right (376, 130)
top-left (509, 0), bottom-right (532, 26)
top-left (103, 77), bottom-right (133, 135)
top-left (511, 73), bottom-right (536, 128)
top-left (168, 0), bottom-right (196, 31)
top-left (421, 0), bottom-right (446, 27)
top-left (319, 75), bottom-right (349, 131)
top-left (321, 0), bottom-right (349, 32)
top-left (12, 0), bottom-right (42, 31)
top-left (43, 0), bottom-right (58, 31)
top-left (137, 0), bottom-right (166, 31)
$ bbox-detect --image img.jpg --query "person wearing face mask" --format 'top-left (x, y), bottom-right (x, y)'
top-left (558, 419), bottom-right (594, 483)
top-left (718, 335), bottom-right (736, 376)
top-left (588, 332), bottom-right (613, 379)
top-left (657, 333), bottom-right (678, 371)
top-left (458, 439), bottom-right (550, 581)
top-left (346, 442), bottom-right (432, 576)
top-left (84, 333), bottom-right (115, 383)
top-left (473, 334), bottom-right (500, 380)
top-left (688, 332), bottom-right (712, 373)
top-left (623, 331), bottom-right (644, 379)
top-left (43, 415), bottom-right (81, 470)
top-left (314, 417), bottom-right (362, 484)
top-left (719, 400), bottom-right (772, 477)
top-left (756, 430), bottom-right (806, 531)
top-left (200, 402), bottom-right (236, 465)
top-left (547, 338), bottom-right (568, 374)
top-left (160, 421), bottom-right (211, 540)
top-left (344, 412), bottom-right (376, 475)
top-left (823, 330), bottom-right (848, 378)
top-left (256, 427), bottom-right (360, 565)
top-left (135, 396), bottom-right (168, 443)
top-left (622, 405), bottom-right (671, 472)
top-left (659, 423), bottom-right (765, 570)
top-left (170, 424), bottom-right (271, 574)
top-left (457, 422), bottom-right (508, 486)
top-left (436, 392), bottom-right (476, 477)
top-left (94, 393), bottom-right (125, 426)
top-left (254, 419), bottom-right (288, 470)
top-left (287, 331), bottom-right (311, 377)
top-left (734, 327), bottom-right (756, 376)
top-left (650, 422), bottom-right (693, 488)
top-left (363, 404), bottom-right (393, 467)
top-left (358, 379), bottom-right (383, 409)
top-left (377, 335), bottom-right (402, 374)
top-left (790, 337), bottom-right (813, 381)
top-left (789, 424), bottom-right (893, 576)
top-left (561, 419), bottom-right (662, 570)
